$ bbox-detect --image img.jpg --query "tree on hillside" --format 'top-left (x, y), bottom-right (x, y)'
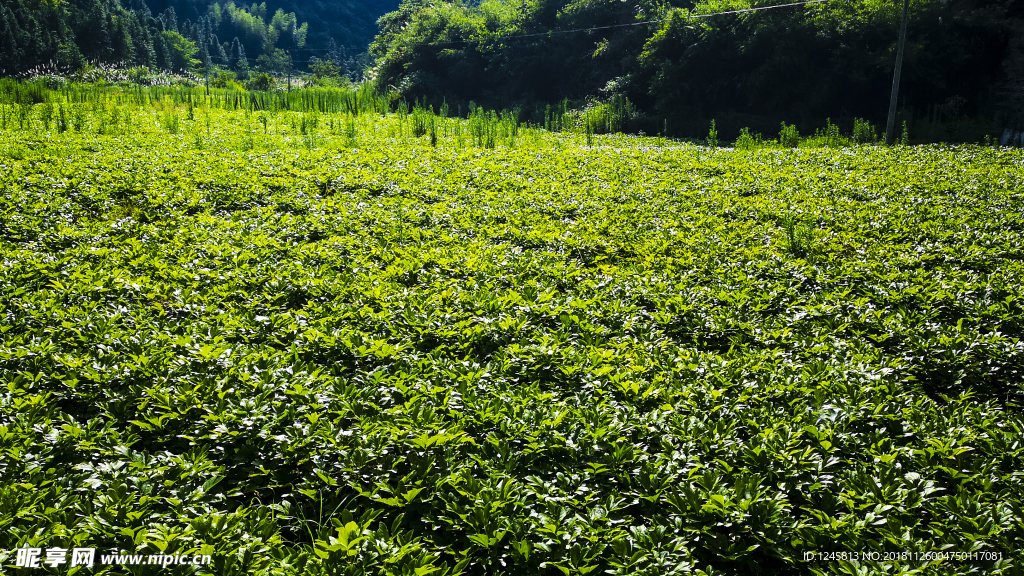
top-left (162, 29), bottom-right (199, 72)
top-left (228, 36), bottom-right (248, 75)
top-left (0, 9), bottom-right (21, 72)
top-left (111, 13), bottom-right (135, 62)
top-left (159, 6), bottom-right (177, 32)
top-left (0, 0), bottom-right (392, 77)
top-left (256, 46), bottom-right (290, 75)
top-left (56, 41), bottom-right (86, 71)
top-left (369, 0), bottom-right (1018, 138)
top-left (79, 0), bottom-right (113, 61)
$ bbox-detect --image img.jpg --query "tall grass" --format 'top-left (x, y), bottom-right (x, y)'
top-left (779, 123), bottom-right (799, 147)
top-left (734, 127), bottom-right (764, 150)
top-left (161, 110), bottom-right (181, 134)
top-left (301, 111), bottom-right (321, 150)
top-left (582, 95), bottom-right (636, 135)
top-left (706, 120), bottom-right (719, 147)
top-left (804, 118), bottom-right (848, 148)
top-left (1, 79), bottom-right (899, 152)
top-left (542, 100), bottom-right (574, 133)
top-left (852, 118), bottom-right (878, 144)
top-left (1, 78), bottom-right (391, 117)
top-left (780, 214), bottom-right (817, 262)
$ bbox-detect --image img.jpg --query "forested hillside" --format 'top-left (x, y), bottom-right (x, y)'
top-left (1, 0), bottom-right (1020, 139)
top-left (370, 0), bottom-right (1023, 139)
top-left (0, 0), bottom-right (398, 77)
top-left (146, 0), bottom-right (400, 67)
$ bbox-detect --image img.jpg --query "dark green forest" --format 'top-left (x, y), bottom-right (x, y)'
top-left (0, 0), bottom-right (397, 79)
top-left (371, 0), bottom-right (1024, 139)
top-left (1, 0), bottom-right (1022, 140)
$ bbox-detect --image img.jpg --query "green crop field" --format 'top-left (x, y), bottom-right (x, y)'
top-left (1, 84), bottom-right (1023, 576)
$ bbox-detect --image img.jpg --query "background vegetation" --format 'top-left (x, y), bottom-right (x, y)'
top-left (369, 0), bottom-right (1023, 140)
top-left (1, 0), bottom-right (1021, 141)
top-left (0, 0), bottom-right (396, 81)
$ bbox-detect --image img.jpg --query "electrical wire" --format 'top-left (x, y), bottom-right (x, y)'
top-left (409, 0), bottom-right (830, 47)
top-left (193, 0), bottom-right (830, 64)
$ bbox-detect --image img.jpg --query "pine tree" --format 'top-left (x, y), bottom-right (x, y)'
top-left (129, 14), bottom-right (156, 67)
top-left (128, 0), bottom-right (151, 18)
top-left (153, 28), bottom-right (170, 69)
top-left (0, 9), bottom-right (21, 73)
top-left (23, 15), bottom-right (44, 68)
top-left (159, 6), bottom-right (177, 34)
top-left (56, 41), bottom-right (85, 71)
top-left (78, 0), bottom-right (112, 62)
top-left (111, 14), bottom-right (133, 64)
top-left (214, 35), bottom-right (228, 68)
top-left (198, 36), bottom-right (210, 70)
top-left (229, 36), bottom-right (247, 75)
top-left (180, 18), bottom-right (193, 42)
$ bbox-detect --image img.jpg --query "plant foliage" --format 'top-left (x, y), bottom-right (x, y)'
top-left (0, 83), bottom-right (1023, 576)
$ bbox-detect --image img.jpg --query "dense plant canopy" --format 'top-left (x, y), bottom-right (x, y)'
top-left (370, 0), bottom-right (1021, 139)
top-left (1, 83), bottom-right (1023, 574)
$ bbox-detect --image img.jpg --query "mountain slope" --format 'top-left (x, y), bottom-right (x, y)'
top-left (146, 0), bottom-right (399, 52)
top-left (0, 0), bottom-right (397, 76)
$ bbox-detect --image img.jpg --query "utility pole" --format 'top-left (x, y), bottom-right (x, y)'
top-left (287, 50), bottom-right (292, 92)
top-left (204, 46), bottom-right (212, 96)
top-left (885, 0), bottom-right (910, 145)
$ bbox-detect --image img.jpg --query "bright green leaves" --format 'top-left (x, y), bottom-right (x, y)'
top-left (0, 96), bottom-right (1023, 576)
top-left (314, 521), bottom-right (366, 558)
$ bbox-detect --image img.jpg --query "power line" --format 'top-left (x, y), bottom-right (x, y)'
top-left (409, 0), bottom-right (830, 47)
top-left (690, 0), bottom-right (828, 18)
top-left (190, 0), bottom-right (829, 64)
